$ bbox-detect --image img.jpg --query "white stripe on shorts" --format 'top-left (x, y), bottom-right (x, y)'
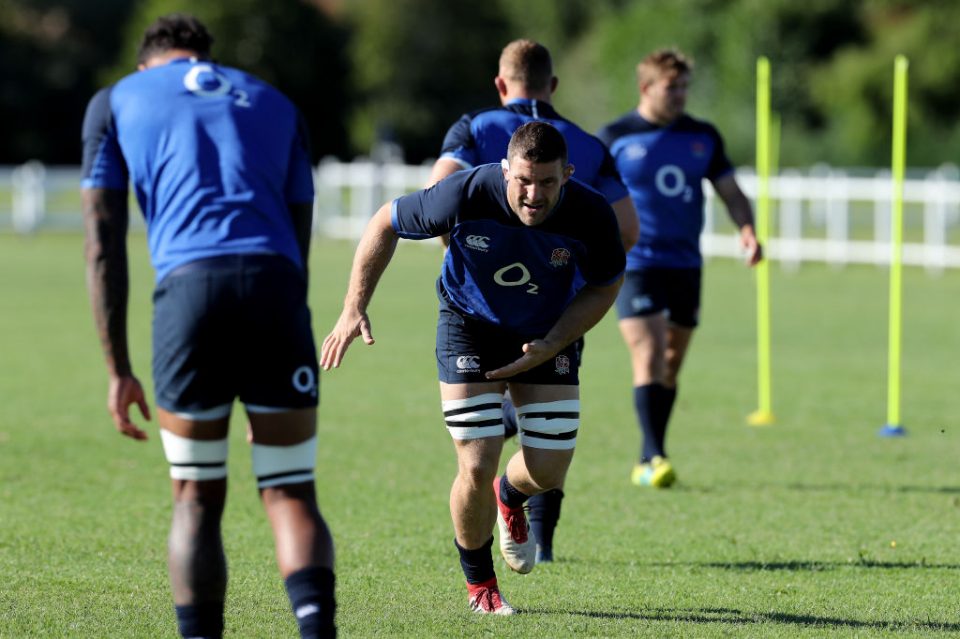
top-left (171, 403), bottom-right (232, 421)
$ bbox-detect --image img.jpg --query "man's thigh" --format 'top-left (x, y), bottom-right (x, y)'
top-left (615, 268), bottom-right (701, 328)
top-left (507, 383), bottom-right (580, 453)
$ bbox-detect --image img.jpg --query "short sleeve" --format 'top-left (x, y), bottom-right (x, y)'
top-left (705, 125), bottom-right (734, 182)
top-left (437, 115), bottom-right (477, 169)
top-left (392, 168), bottom-right (476, 239)
top-left (80, 87), bottom-right (128, 190)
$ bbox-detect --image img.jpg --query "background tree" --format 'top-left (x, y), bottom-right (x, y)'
top-left (107, 0), bottom-right (352, 161)
top-left (345, 0), bottom-right (509, 163)
top-left (0, 0), bottom-right (137, 163)
top-left (3, 0), bottom-right (959, 167)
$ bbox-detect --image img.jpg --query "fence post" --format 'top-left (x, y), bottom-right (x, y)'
top-left (12, 160), bottom-right (46, 234)
top-left (778, 169), bottom-right (803, 272)
top-left (825, 166), bottom-right (850, 267)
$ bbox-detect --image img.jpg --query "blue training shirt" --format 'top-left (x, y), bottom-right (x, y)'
top-left (81, 57), bottom-right (314, 282)
top-left (392, 164), bottom-right (625, 336)
top-left (439, 99), bottom-right (628, 205)
top-left (598, 112), bottom-right (734, 270)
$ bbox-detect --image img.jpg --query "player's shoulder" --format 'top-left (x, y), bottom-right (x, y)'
top-left (462, 105), bottom-right (515, 125)
top-left (549, 114), bottom-right (607, 149)
top-left (672, 113), bottom-right (722, 137)
top-left (434, 162), bottom-right (502, 194)
top-left (462, 163), bottom-right (505, 190)
top-left (563, 176), bottom-right (612, 209)
top-left (597, 111), bottom-right (651, 144)
top-left (85, 84), bottom-right (116, 111)
top-left (220, 64), bottom-right (294, 103)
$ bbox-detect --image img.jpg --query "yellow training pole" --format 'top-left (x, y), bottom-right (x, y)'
top-left (748, 56), bottom-right (775, 426)
top-left (879, 55), bottom-right (909, 437)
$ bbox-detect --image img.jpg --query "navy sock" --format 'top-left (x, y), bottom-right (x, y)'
top-left (633, 384), bottom-right (662, 462)
top-left (527, 489), bottom-right (564, 550)
top-left (655, 385), bottom-right (677, 458)
top-left (499, 474), bottom-right (529, 509)
top-left (284, 566), bottom-right (336, 639)
top-left (501, 396), bottom-right (519, 440)
top-left (174, 602), bottom-right (224, 639)
top-left (455, 536), bottom-right (495, 584)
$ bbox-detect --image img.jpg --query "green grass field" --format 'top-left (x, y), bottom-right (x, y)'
top-left (1, 233), bottom-right (958, 638)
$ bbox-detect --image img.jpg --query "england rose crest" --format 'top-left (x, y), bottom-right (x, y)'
top-left (555, 354), bottom-right (571, 375)
top-left (550, 247), bottom-right (571, 267)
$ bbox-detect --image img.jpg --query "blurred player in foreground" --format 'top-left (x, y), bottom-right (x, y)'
top-left (82, 14), bottom-right (335, 638)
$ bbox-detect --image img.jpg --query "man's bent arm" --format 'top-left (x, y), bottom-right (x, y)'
top-left (320, 203), bottom-right (399, 369)
top-left (713, 174), bottom-right (762, 266)
top-left (486, 276), bottom-right (623, 380)
top-left (83, 188), bottom-right (132, 376)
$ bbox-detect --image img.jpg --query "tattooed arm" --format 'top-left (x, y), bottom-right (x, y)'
top-left (83, 188), bottom-right (151, 440)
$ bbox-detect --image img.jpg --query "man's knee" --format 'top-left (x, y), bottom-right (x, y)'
top-left (456, 454), bottom-right (500, 489)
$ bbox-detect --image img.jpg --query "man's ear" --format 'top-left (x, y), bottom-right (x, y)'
top-left (494, 76), bottom-right (509, 98)
top-left (563, 163), bottom-right (576, 182)
top-left (501, 158), bottom-right (510, 177)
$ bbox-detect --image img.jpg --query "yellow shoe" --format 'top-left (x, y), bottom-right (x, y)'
top-left (649, 456), bottom-right (676, 488)
top-left (630, 462), bottom-right (652, 486)
top-left (631, 457), bottom-right (676, 488)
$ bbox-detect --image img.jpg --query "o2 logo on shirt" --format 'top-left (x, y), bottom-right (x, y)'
top-left (183, 64), bottom-right (251, 108)
top-left (655, 164), bottom-right (693, 203)
top-left (494, 262), bottom-right (538, 295)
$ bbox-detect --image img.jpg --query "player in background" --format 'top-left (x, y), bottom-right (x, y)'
top-left (426, 39), bottom-right (639, 564)
top-left (81, 14), bottom-right (335, 638)
top-left (322, 122), bottom-right (625, 615)
top-left (597, 48), bottom-right (762, 488)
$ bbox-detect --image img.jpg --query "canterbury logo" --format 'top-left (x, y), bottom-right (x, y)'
top-left (465, 235), bottom-right (490, 251)
top-left (456, 355), bottom-right (480, 370)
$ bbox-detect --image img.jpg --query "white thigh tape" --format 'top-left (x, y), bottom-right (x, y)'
top-left (517, 399), bottom-right (580, 450)
top-left (252, 436), bottom-right (317, 488)
top-left (442, 393), bottom-right (505, 440)
top-left (160, 429), bottom-right (229, 481)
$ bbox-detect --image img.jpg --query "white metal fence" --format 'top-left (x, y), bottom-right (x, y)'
top-left (3, 160), bottom-right (959, 273)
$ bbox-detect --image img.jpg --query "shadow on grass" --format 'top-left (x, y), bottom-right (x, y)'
top-left (522, 606), bottom-right (960, 632)
top-left (782, 482), bottom-right (960, 495)
top-left (671, 559), bottom-right (960, 571)
top-left (551, 558), bottom-right (960, 570)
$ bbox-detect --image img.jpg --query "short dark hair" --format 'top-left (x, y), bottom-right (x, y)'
top-left (507, 121), bottom-right (568, 166)
top-left (137, 14), bottom-right (214, 66)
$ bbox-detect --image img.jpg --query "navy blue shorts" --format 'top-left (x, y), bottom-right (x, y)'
top-left (436, 296), bottom-right (580, 385)
top-left (152, 254), bottom-right (319, 416)
top-left (614, 268), bottom-right (702, 328)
